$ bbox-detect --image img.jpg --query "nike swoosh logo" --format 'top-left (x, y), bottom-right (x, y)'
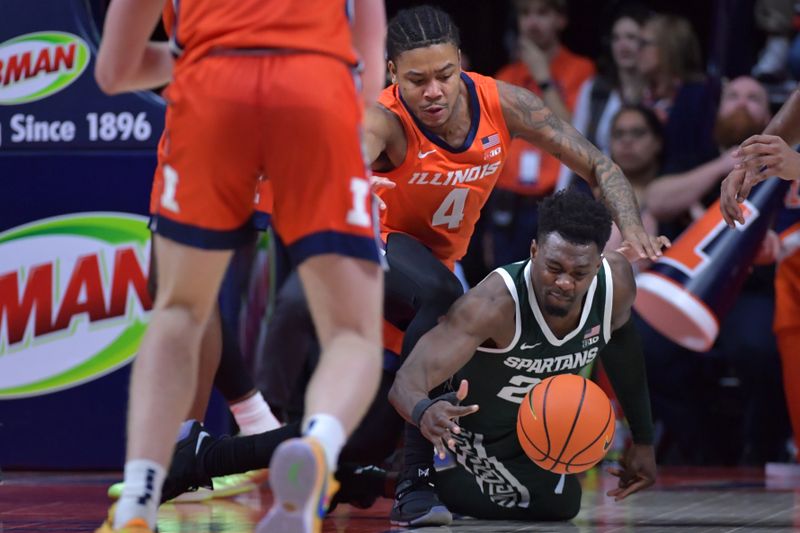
top-left (417, 149), bottom-right (437, 158)
top-left (520, 342), bottom-right (542, 350)
top-left (195, 431), bottom-right (210, 456)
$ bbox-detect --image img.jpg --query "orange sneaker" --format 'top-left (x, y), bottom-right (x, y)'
top-left (95, 505), bottom-right (153, 533)
top-left (255, 437), bottom-right (339, 533)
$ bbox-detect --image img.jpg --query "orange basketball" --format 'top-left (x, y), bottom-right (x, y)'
top-left (516, 374), bottom-right (615, 475)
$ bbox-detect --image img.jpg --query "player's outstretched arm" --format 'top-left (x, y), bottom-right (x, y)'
top-left (96, 0), bottom-right (173, 94)
top-left (600, 252), bottom-right (657, 500)
top-left (762, 86), bottom-right (800, 143)
top-left (721, 85), bottom-right (800, 226)
top-left (363, 105), bottom-right (406, 167)
top-left (389, 274), bottom-right (510, 454)
top-left (496, 80), bottom-right (664, 261)
top-left (720, 134), bottom-right (800, 227)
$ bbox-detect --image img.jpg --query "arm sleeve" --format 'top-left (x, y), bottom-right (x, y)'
top-left (599, 316), bottom-right (655, 445)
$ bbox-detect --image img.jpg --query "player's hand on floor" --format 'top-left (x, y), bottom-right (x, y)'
top-left (419, 379), bottom-right (479, 459)
top-left (606, 443), bottom-right (656, 501)
top-left (620, 226), bottom-right (668, 261)
top-left (370, 175), bottom-right (396, 210)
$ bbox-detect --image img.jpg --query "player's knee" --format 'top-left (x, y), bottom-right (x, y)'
top-left (147, 304), bottom-right (207, 358)
top-left (547, 492), bottom-right (581, 521)
top-left (559, 499), bottom-right (581, 521)
top-left (323, 328), bottom-right (383, 367)
top-left (153, 295), bottom-right (213, 332)
top-left (423, 270), bottom-right (464, 310)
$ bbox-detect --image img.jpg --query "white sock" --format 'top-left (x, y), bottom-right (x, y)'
top-left (114, 459), bottom-right (166, 529)
top-left (230, 391), bottom-right (281, 435)
top-left (303, 413), bottom-right (346, 471)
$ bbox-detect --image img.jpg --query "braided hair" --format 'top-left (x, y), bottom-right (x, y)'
top-left (386, 5), bottom-right (460, 61)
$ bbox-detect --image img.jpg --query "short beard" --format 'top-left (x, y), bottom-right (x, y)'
top-left (543, 303), bottom-right (570, 317)
top-left (714, 106), bottom-right (765, 149)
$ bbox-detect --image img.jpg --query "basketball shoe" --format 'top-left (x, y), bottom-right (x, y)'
top-left (107, 422), bottom-right (267, 503)
top-left (255, 437), bottom-right (339, 533)
top-left (95, 504), bottom-right (153, 533)
top-left (390, 474), bottom-right (452, 527)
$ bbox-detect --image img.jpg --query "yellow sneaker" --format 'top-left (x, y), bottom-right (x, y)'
top-left (107, 469), bottom-right (267, 503)
top-left (207, 469), bottom-right (268, 499)
top-left (255, 437), bottom-right (339, 533)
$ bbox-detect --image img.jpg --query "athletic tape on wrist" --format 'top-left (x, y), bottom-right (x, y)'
top-left (411, 392), bottom-right (460, 427)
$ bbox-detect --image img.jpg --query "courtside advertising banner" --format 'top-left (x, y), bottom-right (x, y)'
top-left (0, 0), bottom-right (172, 468)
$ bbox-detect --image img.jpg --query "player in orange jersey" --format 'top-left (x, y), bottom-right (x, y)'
top-left (143, 5), bottom-right (666, 529)
top-left (721, 86), bottom-right (800, 470)
top-left (368, 6), bottom-right (662, 525)
top-left (94, 0), bottom-right (387, 532)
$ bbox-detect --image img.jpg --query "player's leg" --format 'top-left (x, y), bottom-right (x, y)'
top-left (436, 462), bottom-right (581, 521)
top-left (382, 233), bottom-right (463, 527)
top-left (104, 55), bottom-right (264, 531)
top-left (256, 269), bottom-right (317, 420)
top-left (216, 237), bottom-right (282, 435)
top-left (186, 305), bottom-right (223, 420)
top-left (114, 238), bottom-right (232, 528)
top-left (777, 328), bottom-right (800, 460)
top-left (775, 254), bottom-right (800, 462)
top-left (161, 371), bottom-right (401, 508)
top-left (257, 256), bottom-right (382, 533)
top-left (255, 53), bottom-right (383, 533)
top-left (145, 235), bottom-right (223, 423)
top-left (386, 233), bottom-right (465, 357)
top-left (296, 251), bottom-right (383, 446)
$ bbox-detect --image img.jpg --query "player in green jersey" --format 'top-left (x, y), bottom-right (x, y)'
top-left (389, 188), bottom-right (659, 520)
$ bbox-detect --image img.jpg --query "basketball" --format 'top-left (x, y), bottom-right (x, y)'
top-left (516, 374), bottom-right (616, 475)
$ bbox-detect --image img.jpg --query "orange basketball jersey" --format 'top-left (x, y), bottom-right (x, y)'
top-left (377, 72), bottom-right (511, 270)
top-left (163, 0), bottom-right (358, 67)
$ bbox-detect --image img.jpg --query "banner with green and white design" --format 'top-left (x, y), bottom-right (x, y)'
top-left (0, 212), bottom-right (152, 399)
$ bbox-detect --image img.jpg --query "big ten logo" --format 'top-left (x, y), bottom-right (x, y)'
top-left (0, 213), bottom-right (152, 399)
top-left (659, 199), bottom-right (757, 278)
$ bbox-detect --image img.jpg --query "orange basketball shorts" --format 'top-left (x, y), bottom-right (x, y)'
top-left (149, 52), bottom-right (379, 265)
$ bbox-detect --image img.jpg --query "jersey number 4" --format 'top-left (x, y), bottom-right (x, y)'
top-left (432, 189), bottom-right (468, 229)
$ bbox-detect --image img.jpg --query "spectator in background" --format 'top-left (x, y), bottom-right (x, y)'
top-left (572, 4), bottom-right (650, 158)
top-left (644, 76), bottom-right (770, 235)
top-left (639, 14), bottom-right (719, 174)
top-left (639, 76), bottom-right (790, 465)
top-left (604, 105), bottom-right (663, 263)
top-left (487, 0), bottom-right (595, 267)
top-left (752, 0), bottom-right (794, 81)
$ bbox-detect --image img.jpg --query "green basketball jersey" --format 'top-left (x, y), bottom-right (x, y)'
top-left (448, 258), bottom-right (614, 509)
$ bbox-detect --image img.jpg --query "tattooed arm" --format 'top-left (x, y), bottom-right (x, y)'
top-left (496, 79), bottom-right (666, 260)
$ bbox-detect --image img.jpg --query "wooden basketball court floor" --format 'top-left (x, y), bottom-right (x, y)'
top-left (3, 467), bottom-right (800, 532)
